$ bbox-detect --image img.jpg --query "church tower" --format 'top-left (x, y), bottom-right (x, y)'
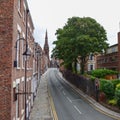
top-left (44, 30), bottom-right (49, 60)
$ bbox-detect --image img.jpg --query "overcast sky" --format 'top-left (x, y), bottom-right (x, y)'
top-left (27, 0), bottom-right (120, 55)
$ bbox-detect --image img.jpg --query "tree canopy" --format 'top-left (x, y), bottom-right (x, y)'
top-left (52, 17), bottom-right (108, 74)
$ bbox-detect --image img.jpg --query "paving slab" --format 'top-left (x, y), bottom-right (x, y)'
top-left (30, 74), bottom-right (53, 120)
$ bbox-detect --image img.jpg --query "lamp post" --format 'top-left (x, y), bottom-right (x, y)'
top-left (24, 9), bottom-right (29, 120)
top-left (14, 9), bottom-right (30, 120)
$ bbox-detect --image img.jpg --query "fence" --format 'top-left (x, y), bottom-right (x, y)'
top-left (62, 70), bottom-right (96, 98)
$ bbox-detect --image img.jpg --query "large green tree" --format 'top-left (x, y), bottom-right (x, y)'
top-left (52, 17), bottom-right (108, 74)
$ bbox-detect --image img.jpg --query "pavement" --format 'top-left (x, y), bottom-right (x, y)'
top-left (29, 70), bottom-right (120, 120)
top-left (29, 72), bottom-right (54, 120)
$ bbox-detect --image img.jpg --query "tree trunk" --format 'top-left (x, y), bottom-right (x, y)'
top-left (66, 63), bottom-right (72, 71)
top-left (74, 61), bottom-right (77, 73)
top-left (80, 57), bottom-right (86, 74)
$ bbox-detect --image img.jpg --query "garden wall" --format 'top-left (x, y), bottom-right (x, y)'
top-left (62, 70), bottom-right (96, 98)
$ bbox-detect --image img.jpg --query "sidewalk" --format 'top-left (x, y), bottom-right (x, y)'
top-left (29, 73), bottom-right (53, 120)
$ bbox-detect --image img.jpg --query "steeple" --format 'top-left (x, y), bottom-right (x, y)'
top-left (45, 30), bottom-right (48, 42)
top-left (44, 29), bottom-right (49, 60)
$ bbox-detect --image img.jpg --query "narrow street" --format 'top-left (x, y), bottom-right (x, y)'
top-left (47, 68), bottom-right (115, 120)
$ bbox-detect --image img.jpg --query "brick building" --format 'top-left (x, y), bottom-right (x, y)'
top-left (85, 53), bottom-right (97, 72)
top-left (32, 42), bottom-right (43, 99)
top-left (97, 32), bottom-right (120, 72)
top-left (0, 0), bottom-right (39, 120)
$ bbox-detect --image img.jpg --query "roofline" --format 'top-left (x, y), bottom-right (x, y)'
top-left (109, 43), bottom-right (118, 48)
top-left (24, 0), bottom-right (34, 29)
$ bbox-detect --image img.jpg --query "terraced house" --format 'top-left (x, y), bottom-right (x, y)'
top-left (0, 0), bottom-right (41, 120)
top-left (97, 32), bottom-right (120, 73)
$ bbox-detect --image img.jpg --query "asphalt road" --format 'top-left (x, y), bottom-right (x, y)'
top-left (47, 68), bottom-right (115, 120)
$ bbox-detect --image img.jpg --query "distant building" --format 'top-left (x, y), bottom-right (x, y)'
top-left (97, 32), bottom-right (120, 72)
top-left (43, 30), bottom-right (50, 69)
top-left (44, 30), bottom-right (49, 60)
top-left (86, 53), bottom-right (97, 71)
top-left (32, 42), bottom-right (43, 99)
top-left (50, 57), bottom-right (60, 68)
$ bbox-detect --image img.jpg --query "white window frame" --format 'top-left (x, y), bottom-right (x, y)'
top-left (22, 33), bottom-right (25, 69)
top-left (18, 0), bottom-right (21, 11)
top-left (16, 32), bottom-right (21, 69)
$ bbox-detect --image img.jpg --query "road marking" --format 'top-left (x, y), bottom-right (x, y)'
top-left (67, 97), bottom-right (72, 103)
top-left (72, 99), bottom-right (82, 102)
top-left (60, 86), bottom-right (63, 91)
top-left (48, 86), bottom-right (59, 120)
top-left (74, 105), bottom-right (82, 114)
top-left (63, 91), bottom-right (66, 95)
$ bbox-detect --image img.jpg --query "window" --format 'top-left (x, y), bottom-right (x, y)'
top-left (16, 32), bottom-right (21, 68)
top-left (16, 84), bottom-right (20, 118)
top-left (90, 64), bottom-right (93, 71)
top-left (22, 81), bottom-right (24, 110)
top-left (13, 87), bottom-right (17, 101)
top-left (23, 8), bottom-right (26, 22)
top-left (18, 0), bottom-right (21, 11)
top-left (22, 36), bottom-right (25, 68)
top-left (89, 54), bottom-right (94, 60)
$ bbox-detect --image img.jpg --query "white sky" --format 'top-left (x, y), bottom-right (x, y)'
top-left (27, 0), bottom-right (120, 56)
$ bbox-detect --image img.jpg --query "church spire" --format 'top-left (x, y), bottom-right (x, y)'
top-left (44, 29), bottom-right (49, 60)
top-left (45, 29), bottom-right (48, 41)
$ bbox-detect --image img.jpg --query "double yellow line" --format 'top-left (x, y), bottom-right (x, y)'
top-left (48, 84), bottom-right (59, 120)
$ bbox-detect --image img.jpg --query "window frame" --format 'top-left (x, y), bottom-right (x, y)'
top-left (16, 32), bottom-right (21, 68)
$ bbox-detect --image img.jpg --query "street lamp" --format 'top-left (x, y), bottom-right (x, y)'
top-left (14, 9), bottom-right (31, 120)
top-left (14, 38), bottom-right (31, 120)
top-left (23, 8), bottom-right (29, 120)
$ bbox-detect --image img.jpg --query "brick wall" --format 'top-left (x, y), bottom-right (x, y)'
top-left (118, 32), bottom-right (120, 72)
top-left (0, 0), bottom-right (14, 119)
top-left (0, 0), bottom-right (35, 119)
top-left (96, 32), bottom-right (120, 71)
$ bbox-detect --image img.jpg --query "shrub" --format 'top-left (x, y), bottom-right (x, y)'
top-left (116, 83), bottom-right (120, 91)
top-left (111, 80), bottom-right (120, 89)
top-left (100, 79), bottom-right (114, 99)
top-left (90, 69), bottom-right (118, 78)
top-left (117, 99), bottom-right (120, 108)
top-left (115, 89), bottom-right (120, 98)
top-left (99, 79), bottom-right (108, 91)
top-left (90, 76), bottom-right (96, 81)
top-left (108, 99), bottom-right (117, 106)
top-left (115, 84), bottom-right (120, 107)
top-left (115, 85), bottom-right (120, 96)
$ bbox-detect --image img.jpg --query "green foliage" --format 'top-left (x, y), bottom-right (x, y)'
top-left (108, 99), bottom-right (117, 106)
top-left (116, 83), bottom-right (120, 91)
top-left (117, 99), bottom-right (120, 107)
top-left (90, 76), bottom-right (96, 81)
top-left (91, 69), bottom-right (118, 78)
top-left (99, 79), bottom-right (108, 91)
top-left (115, 89), bottom-right (120, 98)
top-left (52, 17), bottom-right (108, 73)
top-left (100, 79), bottom-right (114, 99)
top-left (111, 80), bottom-right (120, 89)
top-left (115, 83), bottom-right (120, 103)
top-left (115, 83), bottom-right (120, 100)
top-left (100, 79), bottom-right (120, 107)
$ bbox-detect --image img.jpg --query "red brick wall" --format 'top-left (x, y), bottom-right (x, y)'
top-left (96, 32), bottom-right (120, 72)
top-left (0, 0), bottom-right (35, 119)
top-left (0, 0), bottom-right (14, 119)
top-left (118, 32), bottom-right (120, 72)
top-left (97, 52), bottom-right (119, 70)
